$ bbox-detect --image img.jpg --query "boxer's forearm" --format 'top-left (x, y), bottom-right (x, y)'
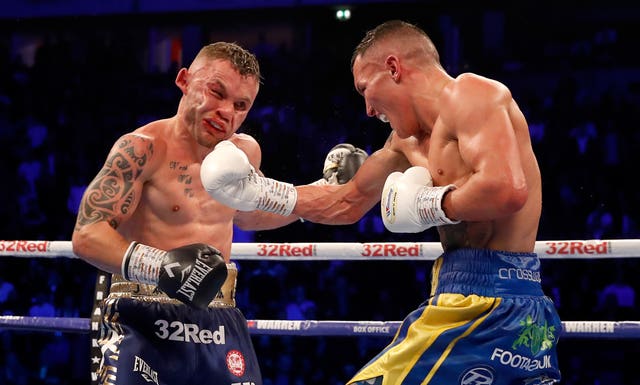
top-left (234, 210), bottom-right (300, 231)
top-left (293, 183), bottom-right (375, 225)
top-left (233, 183), bottom-right (372, 228)
top-left (202, 140), bottom-right (372, 225)
top-left (72, 222), bottom-right (131, 274)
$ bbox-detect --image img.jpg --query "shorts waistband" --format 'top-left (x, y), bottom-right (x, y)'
top-left (108, 263), bottom-right (237, 308)
top-left (431, 249), bottom-right (544, 297)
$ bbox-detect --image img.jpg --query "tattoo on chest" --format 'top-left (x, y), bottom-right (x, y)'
top-left (75, 138), bottom-right (151, 229)
top-left (170, 160), bottom-right (194, 197)
top-left (178, 174), bottom-right (192, 184)
top-left (169, 161), bottom-right (187, 171)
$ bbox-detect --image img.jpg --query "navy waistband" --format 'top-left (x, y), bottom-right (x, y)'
top-left (431, 248), bottom-right (544, 297)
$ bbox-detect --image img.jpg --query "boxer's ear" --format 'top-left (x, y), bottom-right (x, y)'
top-left (385, 55), bottom-right (400, 82)
top-left (175, 68), bottom-right (189, 93)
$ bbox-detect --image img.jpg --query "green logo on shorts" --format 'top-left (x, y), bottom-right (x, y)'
top-left (512, 315), bottom-right (556, 355)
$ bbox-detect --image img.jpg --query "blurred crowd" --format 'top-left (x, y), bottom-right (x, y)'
top-left (1, 4), bottom-right (640, 384)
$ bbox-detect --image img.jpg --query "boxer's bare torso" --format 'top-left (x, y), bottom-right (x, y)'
top-left (115, 120), bottom-right (249, 260)
top-left (293, 73), bottom-right (540, 255)
top-left (389, 77), bottom-right (541, 252)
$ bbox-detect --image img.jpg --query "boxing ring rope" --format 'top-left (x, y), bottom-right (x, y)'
top-left (2, 316), bottom-right (639, 339)
top-left (1, 239), bottom-right (640, 340)
top-left (1, 239), bottom-right (637, 260)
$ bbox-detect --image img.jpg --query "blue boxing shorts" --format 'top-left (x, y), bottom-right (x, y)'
top-left (347, 249), bottom-right (561, 385)
top-left (96, 263), bottom-right (261, 385)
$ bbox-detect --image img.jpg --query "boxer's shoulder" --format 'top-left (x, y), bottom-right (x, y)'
top-left (105, 127), bottom-right (167, 179)
top-left (228, 133), bottom-right (261, 169)
top-left (229, 133), bottom-right (259, 150)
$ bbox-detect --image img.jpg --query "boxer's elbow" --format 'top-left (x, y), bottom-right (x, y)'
top-left (497, 183), bottom-right (528, 215)
top-left (72, 223), bottom-right (107, 259)
top-left (473, 178), bottom-right (528, 218)
top-left (71, 227), bottom-right (92, 259)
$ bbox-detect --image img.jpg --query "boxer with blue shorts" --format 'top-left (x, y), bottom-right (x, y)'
top-left (348, 249), bottom-right (561, 385)
top-left (195, 20), bottom-right (563, 385)
top-left (71, 42), bottom-right (348, 385)
top-left (97, 264), bottom-right (262, 385)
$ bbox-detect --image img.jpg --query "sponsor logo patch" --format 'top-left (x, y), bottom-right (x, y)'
top-left (226, 350), bottom-right (246, 377)
top-left (459, 366), bottom-right (495, 385)
top-left (512, 315), bottom-right (556, 355)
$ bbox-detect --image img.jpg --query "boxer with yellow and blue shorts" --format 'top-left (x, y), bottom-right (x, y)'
top-left (347, 249), bottom-right (561, 385)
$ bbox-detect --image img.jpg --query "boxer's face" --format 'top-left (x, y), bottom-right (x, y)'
top-left (353, 54), bottom-right (410, 137)
top-left (180, 58), bottom-right (259, 148)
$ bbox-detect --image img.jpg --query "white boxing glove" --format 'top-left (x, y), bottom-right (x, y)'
top-left (381, 166), bottom-right (460, 233)
top-left (200, 141), bottom-right (297, 216)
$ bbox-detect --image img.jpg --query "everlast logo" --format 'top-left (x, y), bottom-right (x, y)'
top-left (133, 356), bottom-right (159, 384)
top-left (176, 259), bottom-right (213, 300)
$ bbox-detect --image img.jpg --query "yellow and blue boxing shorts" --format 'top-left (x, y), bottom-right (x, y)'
top-left (347, 248), bottom-right (561, 385)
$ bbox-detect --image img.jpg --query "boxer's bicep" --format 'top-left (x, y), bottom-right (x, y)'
top-left (72, 134), bottom-right (158, 272)
top-left (75, 134), bottom-right (154, 230)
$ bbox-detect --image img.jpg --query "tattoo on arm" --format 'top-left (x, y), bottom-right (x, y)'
top-left (75, 137), bottom-right (152, 230)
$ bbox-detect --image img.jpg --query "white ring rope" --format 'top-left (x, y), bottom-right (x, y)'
top-left (0, 239), bottom-right (638, 260)
top-left (1, 238), bottom-right (638, 339)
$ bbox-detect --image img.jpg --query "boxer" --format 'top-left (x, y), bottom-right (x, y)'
top-left (199, 20), bottom-right (562, 385)
top-left (73, 39), bottom-right (367, 385)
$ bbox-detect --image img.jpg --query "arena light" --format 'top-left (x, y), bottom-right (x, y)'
top-left (335, 6), bottom-right (351, 21)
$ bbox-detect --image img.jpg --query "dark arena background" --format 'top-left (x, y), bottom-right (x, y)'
top-left (1, 1), bottom-right (639, 384)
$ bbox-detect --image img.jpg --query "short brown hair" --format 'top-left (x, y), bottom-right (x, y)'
top-left (195, 42), bottom-right (261, 81)
top-left (351, 20), bottom-right (437, 70)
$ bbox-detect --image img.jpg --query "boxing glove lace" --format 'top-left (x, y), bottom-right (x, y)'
top-left (200, 141), bottom-right (297, 216)
top-left (122, 242), bottom-right (228, 309)
top-left (381, 166), bottom-right (460, 233)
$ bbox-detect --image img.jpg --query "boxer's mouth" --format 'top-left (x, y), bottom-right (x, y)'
top-left (377, 114), bottom-right (389, 123)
